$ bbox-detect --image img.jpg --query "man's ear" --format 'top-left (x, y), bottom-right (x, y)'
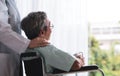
top-left (39, 30), bottom-right (45, 37)
top-left (41, 31), bottom-right (44, 35)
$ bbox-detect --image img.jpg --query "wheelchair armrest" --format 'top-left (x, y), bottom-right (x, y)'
top-left (52, 65), bottom-right (104, 76)
top-left (53, 65), bottom-right (98, 74)
top-left (76, 65), bottom-right (99, 71)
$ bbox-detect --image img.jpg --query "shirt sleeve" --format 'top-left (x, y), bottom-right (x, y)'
top-left (35, 45), bottom-right (76, 72)
top-left (0, 1), bottom-right (30, 54)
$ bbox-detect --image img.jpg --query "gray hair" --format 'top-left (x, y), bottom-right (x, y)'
top-left (21, 11), bottom-right (47, 39)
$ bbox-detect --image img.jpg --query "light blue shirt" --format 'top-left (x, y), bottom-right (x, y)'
top-left (26, 44), bottom-right (75, 73)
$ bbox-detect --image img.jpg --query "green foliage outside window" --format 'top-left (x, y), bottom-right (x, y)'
top-left (89, 36), bottom-right (120, 76)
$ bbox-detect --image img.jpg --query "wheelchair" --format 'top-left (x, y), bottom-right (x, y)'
top-left (20, 52), bottom-right (105, 76)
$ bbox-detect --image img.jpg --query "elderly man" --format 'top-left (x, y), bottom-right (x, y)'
top-left (21, 11), bottom-right (85, 73)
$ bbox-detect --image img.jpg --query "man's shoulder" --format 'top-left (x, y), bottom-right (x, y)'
top-left (39, 44), bottom-right (57, 51)
top-left (26, 44), bottom-right (55, 50)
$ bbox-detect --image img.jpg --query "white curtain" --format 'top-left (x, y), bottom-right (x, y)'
top-left (16, 0), bottom-right (88, 76)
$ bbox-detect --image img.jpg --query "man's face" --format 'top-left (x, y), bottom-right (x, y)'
top-left (43, 19), bottom-right (52, 40)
